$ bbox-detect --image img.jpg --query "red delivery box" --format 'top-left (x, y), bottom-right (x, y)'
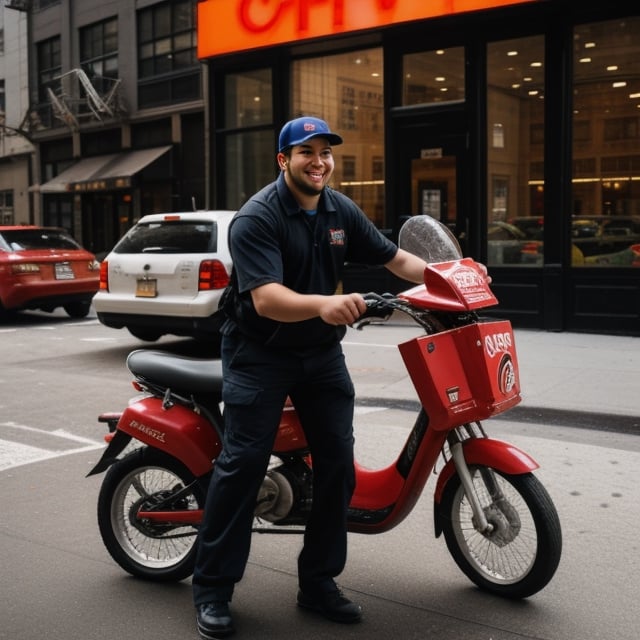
top-left (398, 320), bottom-right (521, 431)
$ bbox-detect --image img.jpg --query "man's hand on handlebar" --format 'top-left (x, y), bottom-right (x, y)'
top-left (318, 293), bottom-right (368, 326)
top-left (352, 292), bottom-right (396, 329)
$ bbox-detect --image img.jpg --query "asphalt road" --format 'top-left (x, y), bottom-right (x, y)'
top-left (1, 308), bottom-right (639, 640)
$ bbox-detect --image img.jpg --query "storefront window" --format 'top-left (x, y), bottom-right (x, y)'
top-left (402, 48), bottom-right (465, 106)
top-left (225, 130), bottom-right (275, 210)
top-left (224, 69), bottom-right (273, 128)
top-left (486, 35), bottom-right (545, 267)
top-left (221, 68), bottom-right (274, 209)
top-left (572, 17), bottom-right (640, 268)
top-left (292, 49), bottom-right (385, 227)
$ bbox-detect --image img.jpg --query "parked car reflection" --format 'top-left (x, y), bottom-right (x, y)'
top-left (505, 215), bottom-right (640, 266)
top-left (487, 221), bottom-right (535, 265)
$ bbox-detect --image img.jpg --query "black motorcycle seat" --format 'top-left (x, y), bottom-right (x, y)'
top-left (126, 349), bottom-right (224, 394)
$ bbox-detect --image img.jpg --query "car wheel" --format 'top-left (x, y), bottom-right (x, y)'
top-left (63, 301), bottom-right (91, 318)
top-left (127, 327), bottom-right (163, 341)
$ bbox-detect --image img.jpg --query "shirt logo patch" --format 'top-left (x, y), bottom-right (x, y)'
top-left (329, 228), bottom-right (345, 246)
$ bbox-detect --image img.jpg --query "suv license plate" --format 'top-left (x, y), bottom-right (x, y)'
top-left (136, 278), bottom-right (157, 298)
top-left (55, 262), bottom-right (75, 280)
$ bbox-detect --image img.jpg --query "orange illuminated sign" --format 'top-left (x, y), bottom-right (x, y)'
top-left (198, 0), bottom-right (536, 58)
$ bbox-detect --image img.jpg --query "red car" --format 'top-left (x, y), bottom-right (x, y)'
top-left (0, 225), bottom-right (100, 319)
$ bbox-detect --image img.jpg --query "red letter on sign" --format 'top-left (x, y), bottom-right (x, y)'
top-left (240, 0), bottom-right (293, 33)
top-left (297, 0), bottom-right (344, 31)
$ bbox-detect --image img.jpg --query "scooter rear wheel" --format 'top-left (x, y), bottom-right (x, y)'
top-left (440, 468), bottom-right (562, 599)
top-left (97, 447), bottom-right (207, 581)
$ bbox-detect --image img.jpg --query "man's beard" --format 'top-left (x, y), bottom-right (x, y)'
top-left (289, 171), bottom-right (325, 197)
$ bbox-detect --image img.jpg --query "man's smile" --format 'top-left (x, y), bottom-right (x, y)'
top-left (307, 170), bottom-right (325, 183)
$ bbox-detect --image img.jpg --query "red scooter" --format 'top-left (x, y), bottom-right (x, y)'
top-left (87, 217), bottom-right (561, 599)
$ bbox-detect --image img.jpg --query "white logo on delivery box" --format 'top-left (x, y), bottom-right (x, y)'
top-left (484, 331), bottom-right (513, 358)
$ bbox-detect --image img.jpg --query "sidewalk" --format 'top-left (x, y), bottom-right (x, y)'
top-left (511, 329), bottom-right (639, 419)
top-left (344, 321), bottom-right (640, 433)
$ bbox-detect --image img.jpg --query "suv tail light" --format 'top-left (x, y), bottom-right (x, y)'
top-left (199, 259), bottom-right (230, 290)
top-left (99, 261), bottom-right (109, 291)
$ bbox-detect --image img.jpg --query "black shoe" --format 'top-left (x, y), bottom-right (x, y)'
top-left (196, 602), bottom-right (235, 639)
top-left (297, 588), bottom-right (362, 623)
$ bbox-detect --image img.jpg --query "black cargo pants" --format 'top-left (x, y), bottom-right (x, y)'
top-left (192, 330), bottom-right (356, 605)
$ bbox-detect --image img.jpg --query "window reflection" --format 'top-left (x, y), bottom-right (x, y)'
top-left (487, 35), bottom-right (545, 267)
top-left (224, 69), bottom-right (273, 129)
top-left (572, 17), bottom-right (640, 267)
top-left (292, 49), bottom-right (385, 227)
top-left (225, 130), bottom-right (274, 210)
top-left (221, 68), bottom-right (274, 209)
top-left (402, 48), bottom-right (465, 106)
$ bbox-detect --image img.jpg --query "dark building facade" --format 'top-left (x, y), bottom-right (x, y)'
top-left (17, 0), bottom-right (640, 335)
top-left (198, 0), bottom-right (640, 336)
top-left (24, 0), bottom-right (205, 259)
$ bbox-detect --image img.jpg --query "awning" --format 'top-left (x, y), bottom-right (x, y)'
top-left (39, 154), bottom-right (118, 193)
top-left (38, 145), bottom-right (172, 193)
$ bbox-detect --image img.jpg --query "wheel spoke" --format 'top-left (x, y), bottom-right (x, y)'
top-left (454, 469), bottom-right (537, 582)
top-left (98, 449), bottom-right (205, 580)
top-left (441, 466), bottom-right (562, 597)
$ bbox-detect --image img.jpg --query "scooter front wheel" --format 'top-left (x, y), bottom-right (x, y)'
top-left (440, 468), bottom-right (561, 599)
top-left (97, 447), bottom-right (207, 582)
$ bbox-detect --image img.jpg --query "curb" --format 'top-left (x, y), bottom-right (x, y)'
top-left (356, 397), bottom-right (640, 436)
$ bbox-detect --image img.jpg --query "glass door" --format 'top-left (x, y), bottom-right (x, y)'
top-left (393, 113), bottom-right (468, 253)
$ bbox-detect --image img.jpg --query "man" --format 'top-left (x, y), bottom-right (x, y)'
top-left (193, 116), bottom-right (429, 639)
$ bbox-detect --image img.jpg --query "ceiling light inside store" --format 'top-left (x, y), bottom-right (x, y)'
top-left (579, 57), bottom-right (591, 63)
top-left (612, 82), bottom-right (627, 88)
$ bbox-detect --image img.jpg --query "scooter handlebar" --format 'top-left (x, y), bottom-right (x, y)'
top-left (353, 292), bottom-right (397, 329)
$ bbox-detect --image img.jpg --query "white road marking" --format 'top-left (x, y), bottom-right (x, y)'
top-left (0, 440), bottom-right (56, 470)
top-left (343, 340), bottom-right (396, 348)
top-left (0, 421), bottom-right (104, 472)
top-left (354, 406), bottom-right (387, 415)
top-left (0, 408), bottom-right (392, 471)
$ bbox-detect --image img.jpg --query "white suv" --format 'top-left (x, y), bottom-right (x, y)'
top-left (94, 210), bottom-right (235, 341)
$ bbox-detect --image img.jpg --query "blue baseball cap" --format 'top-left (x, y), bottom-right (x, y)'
top-left (278, 117), bottom-right (343, 152)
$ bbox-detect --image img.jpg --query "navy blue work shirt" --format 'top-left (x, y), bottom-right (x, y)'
top-left (222, 172), bottom-right (398, 349)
